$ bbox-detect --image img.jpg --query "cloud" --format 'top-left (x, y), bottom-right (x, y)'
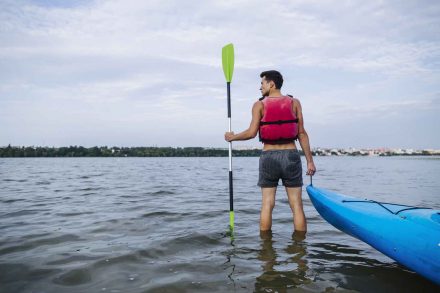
top-left (0, 0), bottom-right (439, 147)
top-left (327, 98), bottom-right (438, 120)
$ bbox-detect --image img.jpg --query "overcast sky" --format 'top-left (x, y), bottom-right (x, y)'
top-left (1, 0), bottom-right (439, 149)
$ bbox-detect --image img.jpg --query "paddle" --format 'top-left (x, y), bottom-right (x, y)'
top-left (222, 43), bottom-right (234, 234)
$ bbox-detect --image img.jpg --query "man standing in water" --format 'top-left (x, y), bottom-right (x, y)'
top-left (225, 70), bottom-right (316, 232)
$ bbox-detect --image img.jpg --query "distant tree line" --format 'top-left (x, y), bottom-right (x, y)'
top-left (0, 145), bottom-right (272, 157)
top-left (3, 145), bottom-right (434, 158)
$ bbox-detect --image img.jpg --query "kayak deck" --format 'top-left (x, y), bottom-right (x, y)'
top-left (306, 184), bottom-right (440, 285)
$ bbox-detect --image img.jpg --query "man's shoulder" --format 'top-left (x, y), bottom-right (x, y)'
top-left (288, 96), bottom-right (302, 115)
top-left (288, 96), bottom-right (301, 105)
top-left (253, 100), bottom-right (264, 108)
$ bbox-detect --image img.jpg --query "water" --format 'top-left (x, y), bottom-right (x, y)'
top-left (0, 156), bottom-right (439, 292)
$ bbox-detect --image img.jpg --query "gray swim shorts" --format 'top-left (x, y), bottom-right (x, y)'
top-left (258, 149), bottom-right (303, 188)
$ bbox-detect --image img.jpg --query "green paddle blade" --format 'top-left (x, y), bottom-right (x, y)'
top-left (222, 43), bottom-right (234, 83)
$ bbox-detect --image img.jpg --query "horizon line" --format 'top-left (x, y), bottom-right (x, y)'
top-left (1, 145), bottom-right (439, 151)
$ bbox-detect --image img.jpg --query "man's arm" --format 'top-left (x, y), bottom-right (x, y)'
top-left (225, 101), bottom-right (262, 141)
top-left (294, 99), bottom-right (316, 175)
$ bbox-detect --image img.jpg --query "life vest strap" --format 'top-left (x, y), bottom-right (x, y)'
top-left (260, 119), bottom-right (298, 125)
top-left (259, 136), bottom-right (299, 144)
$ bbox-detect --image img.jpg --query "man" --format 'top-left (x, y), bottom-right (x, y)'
top-left (224, 70), bottom-right (316, 232)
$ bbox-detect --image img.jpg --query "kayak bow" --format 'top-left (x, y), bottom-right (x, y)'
top-left (306, 185), bottom-right (440, 285)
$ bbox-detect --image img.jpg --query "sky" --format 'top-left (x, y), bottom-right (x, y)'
top-left (1, 0), bottom-right (439, 149)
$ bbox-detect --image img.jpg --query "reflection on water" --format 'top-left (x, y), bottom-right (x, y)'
top-left (255, 231), bottom-right (311, 292)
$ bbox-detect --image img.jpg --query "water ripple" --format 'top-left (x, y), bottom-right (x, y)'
top-left (0, 157), bottom-right (438, 292)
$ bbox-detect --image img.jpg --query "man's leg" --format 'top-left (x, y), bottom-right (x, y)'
top-left (260, 187), bottom-right (277, 231)
top-left (286, 187), bottom-right (307, 232)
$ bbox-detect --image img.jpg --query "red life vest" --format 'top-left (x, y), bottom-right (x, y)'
top-left (259, 95), bottom-right (299, 144)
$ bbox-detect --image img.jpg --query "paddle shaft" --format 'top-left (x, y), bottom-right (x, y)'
top-left (227, 82), bottom-right (234, 215)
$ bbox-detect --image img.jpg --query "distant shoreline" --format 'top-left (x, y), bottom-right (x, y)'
top-left (1, 145), bottom-right (439, 157)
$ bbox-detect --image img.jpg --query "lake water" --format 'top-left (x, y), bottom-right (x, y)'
top-left (0, 156), bottom-right (439, 292)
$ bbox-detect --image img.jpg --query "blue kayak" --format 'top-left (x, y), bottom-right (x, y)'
top-left (306, 185), bottom-right (440, 285)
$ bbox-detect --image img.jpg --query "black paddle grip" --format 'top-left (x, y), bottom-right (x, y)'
top-left (229, 170), bottom-right (233, 211)
top-left (227, 82), bottom-right (231, 118)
